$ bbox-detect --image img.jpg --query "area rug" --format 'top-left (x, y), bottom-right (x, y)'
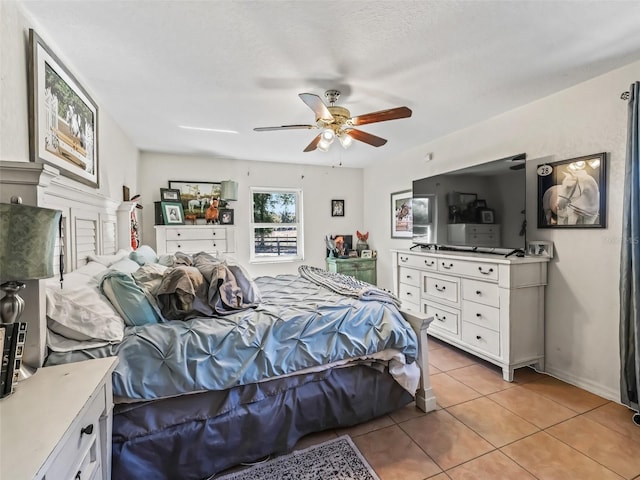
top-left (214, 435), bottom-right (380, 480)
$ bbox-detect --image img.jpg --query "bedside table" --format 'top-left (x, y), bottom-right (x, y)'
top-left (326, 256), bottom-right (377, 285)
top-left (0, 357), bottom-right (118, 480)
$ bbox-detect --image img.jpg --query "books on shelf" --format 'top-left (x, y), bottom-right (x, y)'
top-left (0, 322), bottom-right (27, 398)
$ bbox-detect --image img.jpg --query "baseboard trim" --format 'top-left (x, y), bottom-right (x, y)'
top-left (543, 365), bottom-right (620, 403)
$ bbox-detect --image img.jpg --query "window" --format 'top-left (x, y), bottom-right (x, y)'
top-left (250, 187), bottom-right (303, 263)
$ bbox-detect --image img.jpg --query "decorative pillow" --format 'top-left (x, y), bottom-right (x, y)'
top-left (87, 249), bottom-right (130, 267)
top-left (100, 271), bottom-right (162, 327)
top-left (109, 257), bottom-right (142, 275)
top-left (129, 245), bottom-right (159, 266)
top-left (46, 285), bottom-right (125, 343)
top-left (46, 261), bottom-right (109, 290)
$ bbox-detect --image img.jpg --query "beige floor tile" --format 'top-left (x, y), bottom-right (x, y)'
top-left (488, 385), bottom-right (577, 429)
top-left (429, 364), bottom-right (443, 375)
top-left (335, 414), bottom-right (395, 438)
top-left (585, 401), bottom-right (640, 443)
top-left (428, 474), bottom-right (452, 479)
top-left (352, 425), bottom-right (442, 480)
top-left (430, 373), bottom-right (482, 407)
top-left (448, 364), bottom-right (516, 395)
top-left (547, 416), bottom-right (640, 479)
top-left (388, 401), bottom-right (427, 424)
top-left (428, 345), bottom-right (478, 372)
top-left (446, 450), bottom-right (537, 480)
top-left (521, 375), bottom-right (609, 413)
top-left (501, 431), bottom-right (624, 480)
top-left (293, 430), bottom-right (338, 451)
top-left (448, 397), bottom-right (539, 447)
top-left (400, 410), bottom-right (494, 471)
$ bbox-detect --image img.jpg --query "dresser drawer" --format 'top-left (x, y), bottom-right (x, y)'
top-left (423, 274), bottom-right (459, 304)
top-left (399, 267), bottom-right (421, 287)
top-left (45, 386), bottom-right (106, 480)
top-left (462, 300), bottom-right (500, 332)
top-left (425, 303), bottom-right (459, 335)
top-left (166, 239), bottom-right (227, 253)
top-left (462, 278), bottom-right (499, 307)
top-left (437, 258), bottom-right (499, 281)
top-left (462, 322), bottom-right (500, 357)
top-left (400, 299), bottom-right (421, 314)
top-left (399, 282), bottom-right (420, 305)
top-left (165, 227), bottom-right (226, 241)
top-left (397, 254), bottom-right (437, 271)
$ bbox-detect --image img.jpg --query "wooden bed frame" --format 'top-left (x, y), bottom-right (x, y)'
top-left (0, 160), bottom-right (436, 413)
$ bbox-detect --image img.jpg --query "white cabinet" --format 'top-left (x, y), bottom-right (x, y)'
top-left (447, 223), bottom-right (501, 247)
top-left (155, 225), bottom-right (236, 255)
top-left (393, 249), bottom-right (548, 381)
top-left (0, 357), bottom-right (118, 480)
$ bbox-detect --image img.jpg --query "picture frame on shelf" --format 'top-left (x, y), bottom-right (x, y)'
top-left (168, 181), bottom-right (221, 219)
top-left (479, 208), bottom-right (495, 224)
top-left (360, 249), bottom-right (373, 259)
top-left (219, 208), bottom-right (234, 225)
top-left (390, 190), bottom-right (413, 238)
top-left (537, 152), bottom-right (607, 228)
top-left (331, 199), bottom-right (345, 217)
top-left (161, 202), bottom-right (185, 225)
top-left (527, 240), bottom-right (554, 258)
top-left (160, 188), bottom-right (181, 202)
top-left (28, 29), bottom-right (99, 188)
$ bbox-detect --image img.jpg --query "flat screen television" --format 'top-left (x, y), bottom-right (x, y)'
top-left (412, 153), bottom-right (527, 255)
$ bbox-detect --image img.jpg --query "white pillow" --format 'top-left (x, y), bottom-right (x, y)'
top-left (109, 258), bottom-right (142, 275)
top-left (46, 261), bottom-right (109, 290)
top-left (87, 249), bottom-right (131, 267)
top-left (46, 285), bottom-right (125, 343)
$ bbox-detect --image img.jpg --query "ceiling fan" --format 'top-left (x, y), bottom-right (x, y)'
top-left (253, 90), bottom-right (412, 152)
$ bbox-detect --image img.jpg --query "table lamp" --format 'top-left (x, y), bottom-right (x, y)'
top-left (220, 180), bottom-right (238, 206)
top-left (0, 198), bottom-right (61, 380)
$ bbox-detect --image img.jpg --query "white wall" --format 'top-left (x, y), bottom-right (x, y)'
top-left (0, 1), bottom-right (139, 201)
top-left (365, 60), bottom-right (640, 401)
top-left (138, 152), bottom-right (364, 278)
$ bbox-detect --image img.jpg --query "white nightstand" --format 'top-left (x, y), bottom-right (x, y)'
top-left (0, 357), bottom-right (118, 480)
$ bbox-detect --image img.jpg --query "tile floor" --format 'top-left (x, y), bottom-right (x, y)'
top-left (294, 337), bottom-right (640, 480)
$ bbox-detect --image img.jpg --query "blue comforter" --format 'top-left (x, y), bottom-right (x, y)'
top-left (46, 273), bottom-right (418, 401)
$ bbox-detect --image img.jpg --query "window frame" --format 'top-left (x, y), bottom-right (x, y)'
top-left (249, 186), bottom-right (304, 263)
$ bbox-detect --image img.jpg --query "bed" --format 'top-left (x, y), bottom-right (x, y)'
top-left (0, 161), bottom-right (436, 480)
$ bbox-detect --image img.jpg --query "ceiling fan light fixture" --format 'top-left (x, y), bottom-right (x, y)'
top-left (338, 132), bottom-right (353, 149)
top-left (317, 138), bottom-right (331, 152)
top-left (321, 129), bottom-right (335, 143)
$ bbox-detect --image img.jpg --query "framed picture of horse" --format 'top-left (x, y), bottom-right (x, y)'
top-left (168, 181), bottom-right (221, 219)
top-left (537, 152), bottom-right (607, 228)
top-left (391, 189), bottom-right (413, 238)
top-left (28, 29), bottom-right (99, 188)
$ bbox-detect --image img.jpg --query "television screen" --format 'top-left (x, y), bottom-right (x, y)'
top-left (412, 154), bottom-right (527, 253)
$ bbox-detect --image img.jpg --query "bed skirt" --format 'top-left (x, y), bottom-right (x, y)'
top-left (112, 364), bottom-right (414, 480)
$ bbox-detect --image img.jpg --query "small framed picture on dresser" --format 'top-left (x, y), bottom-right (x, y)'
top-left (161, 202), bottom-right (185, 225)
top-left (219, 209), bottom-right (234, 225)
top-left (360, 249), bottom-right (373, 259)
top-left (527, 240), bottom-right (553, 258)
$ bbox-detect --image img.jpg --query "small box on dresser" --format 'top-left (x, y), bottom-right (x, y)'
top-left (0, 357), bottom-right (118, 480)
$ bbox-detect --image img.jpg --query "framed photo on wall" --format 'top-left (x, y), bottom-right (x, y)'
top-left (168, 180), bottom-right (221, 219)
top-left (161, 202), bottom-right (185, 225)
top-left (160, 188), bottom-right (181, 202)
top-left (331, 199), bottom-right (345, 217)
top-left (391, 190), bottom-right (413, 238)
top-left (28, 29), bottom-right (99, 188)
top-left (537, 153), bottom-right (607, 228)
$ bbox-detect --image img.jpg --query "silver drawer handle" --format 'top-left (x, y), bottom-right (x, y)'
top-left (442, 262), bottom-right (453, 269)
top-left (435, 284), bottom-right (446, 292)
top-left (478, 267), bottom-right (494, 275)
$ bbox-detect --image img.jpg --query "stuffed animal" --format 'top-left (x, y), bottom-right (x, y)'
top-left (356, 231), bottom-right (369, 242)
top-left (205, 198), bottom-right (219, 224)
top-left (356, 230), bottom-right (369, 256)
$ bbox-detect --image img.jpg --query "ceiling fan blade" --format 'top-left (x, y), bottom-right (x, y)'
top-left (254, 124), bottom-right (316, 131)
top-left (299, 93), bottom-right (333, 121)
top-left (346, 129), bottom-right (387, 147)
top-left (303, 133), bottom-right (322, 152)
top-left (350, 106), bottom-right (412, 126)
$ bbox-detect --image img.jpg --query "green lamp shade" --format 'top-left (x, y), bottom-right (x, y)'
top-left (220, 180), bottom-right (238, 201)
top-left (0, 203), bottom-right (62, 281)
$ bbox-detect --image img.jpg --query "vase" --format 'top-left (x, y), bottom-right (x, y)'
top-left (356, 241), bottom-right (369, 257)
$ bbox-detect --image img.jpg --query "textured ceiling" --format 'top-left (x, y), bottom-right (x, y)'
top-left (19, 0), bottom-right (640, 168)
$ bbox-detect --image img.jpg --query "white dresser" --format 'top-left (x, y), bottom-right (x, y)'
top-left (155, 225), bottom-right (236, 255)
top-left (392, 249), bottom-right (548, 381)
top-left (0, 357), bottom-right (118, 480)
top-left (447, 224), bottom-right (501, 247)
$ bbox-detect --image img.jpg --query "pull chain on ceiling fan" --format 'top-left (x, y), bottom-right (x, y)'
top-left (254, 90), bottom-right (412, 153)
